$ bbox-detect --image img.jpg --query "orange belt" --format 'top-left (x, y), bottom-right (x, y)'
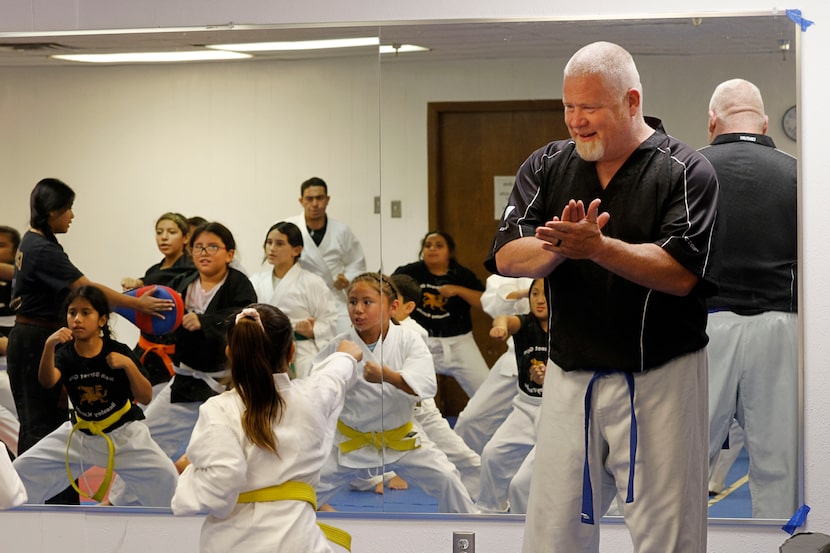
top-left (138, 335), bottom-right (176, 377)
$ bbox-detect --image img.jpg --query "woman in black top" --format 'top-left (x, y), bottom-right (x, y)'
top-left (7, 178), bottom-right (172, 499)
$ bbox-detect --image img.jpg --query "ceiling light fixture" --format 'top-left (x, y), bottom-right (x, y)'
top-left (208, 37), bottom-right (379, 52)
top-left (51, 50), bottom-right (251, 63)
top-left (380, 44), bottom-right (430, 55)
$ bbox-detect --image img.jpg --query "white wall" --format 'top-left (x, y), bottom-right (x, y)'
top-left (0, 51), bottom-right (793, 284)
top-left (0, 1), bottom-right (826, 552)
top-left (0, 57), bottom-right (381, 311)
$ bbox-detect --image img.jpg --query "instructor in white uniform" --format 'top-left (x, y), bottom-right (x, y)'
top-left (286, 177), bottom-right (366, 334)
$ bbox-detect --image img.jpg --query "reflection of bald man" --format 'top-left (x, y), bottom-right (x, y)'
top-left (700, 78), bottom-right (798, 519)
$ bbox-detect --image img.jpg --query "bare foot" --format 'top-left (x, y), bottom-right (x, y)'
top-left (387, 475), bottom-right (408, 490)
top-left (374, 481), bottom-right (385, 494)
top-left (318, 503), bottom-right (337, 512)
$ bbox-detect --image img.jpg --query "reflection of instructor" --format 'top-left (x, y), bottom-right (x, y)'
top-left (700, 79), bottom-right (798, 519)
top-left (286, 177), bottom-right (366, 334)
top-left (487, 42), bottom-right (719, 553)
top-left (8, 179), bottom-right (172, 473)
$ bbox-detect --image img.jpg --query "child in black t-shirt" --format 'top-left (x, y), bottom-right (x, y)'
top-left (478, 278), bottom-right (548, 513)
top-left (12, 285), bottom-right (177, 505)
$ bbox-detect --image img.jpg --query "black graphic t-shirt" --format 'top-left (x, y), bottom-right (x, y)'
top-left (54, 338), bottom-right (146, 430)
top-left (512, 314), bottom-right (547, 399)
top-left (393, 260), bottom-right (485, 338)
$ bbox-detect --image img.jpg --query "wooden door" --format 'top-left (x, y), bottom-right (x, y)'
top-left (427, 100), bottom-right (569, 415)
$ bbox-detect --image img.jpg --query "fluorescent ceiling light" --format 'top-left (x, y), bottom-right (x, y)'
top-left (380, 44), bottom-right (430, 54)
top-left (209, 37), bottom-right (379, 52)
top-left (51, 50), bottom-right (251, 63)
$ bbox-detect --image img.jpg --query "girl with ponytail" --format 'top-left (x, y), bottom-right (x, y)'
top-left (172, 303), bottom-right (362, 553)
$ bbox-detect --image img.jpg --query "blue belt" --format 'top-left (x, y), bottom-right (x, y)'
top-left (581, 370), bottom-right (638, 525)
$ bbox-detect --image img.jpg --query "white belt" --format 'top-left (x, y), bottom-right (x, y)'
top-left (174, 363), bottom-right (230, 394)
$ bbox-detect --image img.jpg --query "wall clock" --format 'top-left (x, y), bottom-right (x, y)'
top-left (782, 105), bottom-right (797, 141)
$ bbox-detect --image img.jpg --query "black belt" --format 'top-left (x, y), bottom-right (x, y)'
top-left (15, 314), bottom-right (61, 330)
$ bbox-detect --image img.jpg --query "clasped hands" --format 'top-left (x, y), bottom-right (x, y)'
top-left (535, 198), bottom-right (610, 259)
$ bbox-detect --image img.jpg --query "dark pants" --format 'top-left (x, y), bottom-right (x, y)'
top-left (7, 323), bottom-right (78, 504)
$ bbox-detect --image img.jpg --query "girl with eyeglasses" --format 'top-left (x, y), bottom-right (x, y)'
top-left (107, 221), bottom-right (257, 506)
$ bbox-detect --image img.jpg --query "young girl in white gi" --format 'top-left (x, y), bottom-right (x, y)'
top-left (314, 272), bottom-right (478, 513)
top-left (172, 304), bottom-right (361, 553)
top-left (478, 278), bottom-right (547, 513)
top-left (12, 285), bottom-right (178, 506)
top-left (249, 221), bottom-right (338, 379)
top-left (393, 231), bottom-right (490, 401)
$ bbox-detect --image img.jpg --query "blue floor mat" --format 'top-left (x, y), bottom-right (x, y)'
top-left (328, 449), bottom-right (753, 517)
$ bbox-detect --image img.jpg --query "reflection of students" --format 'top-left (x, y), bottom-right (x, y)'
top-left (392, 273), bottom-right (482, 500)
top-left (393, 231), bottom-right (489, 401)
top-left (0, 225), bottom-right (21, 456)
top-left (454, 275), bottom-right (532, 454)
top-left (8, 178), bottom-right (171, 505)
top-left (172, 304), bottom-right (361, 553)
top-left (314, 273), bottom-right (477, 513)
top-left (121, 212), bottom-right (196, 392)
top-left (13, 286), bottom-right (177, 506)
top-left (249, 221), bottom-right (338, 379)
top-left (700, 78), bottom-right (798, 518)
top-left (478, 279), bottom-right (547, 513)
top-left (286, 177), bottom-right (367, 334)
top-left (108, 222), bottom-right (257, 506)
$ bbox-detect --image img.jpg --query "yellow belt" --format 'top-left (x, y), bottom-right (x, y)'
top-left (238, 481), bottom-right (351, 552)
top-left (336, 419), bottom-right (419, 454)
top-left (65, 400), bottom-right (133, 502)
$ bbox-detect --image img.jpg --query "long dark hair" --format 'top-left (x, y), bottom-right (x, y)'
top-left (226, 303), bottom-right (293, 455)
top-left (261, 221), bottom-right (304, 264)
top-left (30, 178), bottom-right (75, 241)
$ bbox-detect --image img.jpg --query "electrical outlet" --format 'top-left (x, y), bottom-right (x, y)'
top-left (453, 531), bottom-right (475, 553)
top-left (374, 196), bottom-right (381, 214)
top-left (391, 200), bottom-right (402, 218)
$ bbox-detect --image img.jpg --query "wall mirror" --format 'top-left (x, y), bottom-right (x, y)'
top-left (376, 13), bottom-right (798, 522)
top-left (0, 10), bottom-right (798, 523)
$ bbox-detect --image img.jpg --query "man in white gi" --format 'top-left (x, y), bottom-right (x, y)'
top-left (286, 177), bottom-right (366, 334)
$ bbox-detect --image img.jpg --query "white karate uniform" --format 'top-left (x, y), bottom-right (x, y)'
top-left (250, 264), bottom-right (339, 378)
top-left (454, 275), bottom-right (532, 453)
top-left (172, 352), bottom-right (358, 553)
top-left (0, 357), bottom-right (19, 456)
top-left (285, 214), bottom-right (366, 334)
top-left (13, 419), bottom-right (178, 506)
top-left (402, 317), bottom-right (481, 500)
top-left (313, 325), bottom-right (477, 513)
top-left (0, 443), bottom-right (25, 508)
top-left (508, 445), bottom-right (535, 514)
top-left (477, 392), bottom-right (540, 512)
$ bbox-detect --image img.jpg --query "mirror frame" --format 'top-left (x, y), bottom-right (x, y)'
top-left (0, 10), bottom-right (800, 525)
